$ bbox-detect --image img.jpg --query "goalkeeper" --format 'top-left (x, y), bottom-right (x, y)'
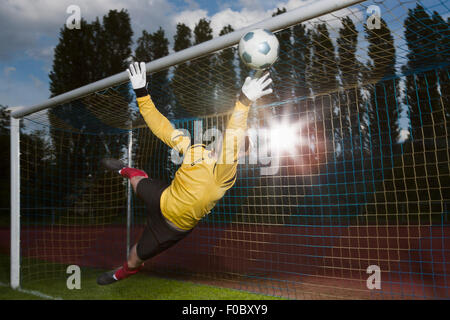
top-left (97, 62), bottom-right (272, 285)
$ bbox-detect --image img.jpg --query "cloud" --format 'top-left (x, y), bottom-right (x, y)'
top-left (398, 129), bottom-right (410, 143)
top-left (276, 0), bottom-right (364, 31)
top-left (172, 1), bottom-right (279, 37)
top-left (172, 9), bottom-right (208, 33)
top-left (209, 8), bottom-right (269, 36)
top-left (173, 0), bottom-right (364, 39)
top-left (0, 0), bottom-right (364, 62)
top-left (4, 66), bottom-right (16, 77)
top-left (0, 73), bottom-right (49, 107)
top-left (29, 74), bottom-right (45, 89)
top-left (238, 0), bottom-right (267, 11)
top-left (183, 0), bottom-right (200, 10)
top-left (0, 0), bottom-right (175, 61)
top-left (0, 0), bottom-right (366, 108)
top-left (26, 46), bottom-right (55, 61)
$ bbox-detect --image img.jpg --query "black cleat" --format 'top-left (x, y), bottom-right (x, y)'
top-left (101, 158), bottom-right (126, 172)
top-left (96, 270), bottom-right (118, 285)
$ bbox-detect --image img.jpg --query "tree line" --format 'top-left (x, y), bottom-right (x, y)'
top-left (0, 4), bottom-right (448, 223)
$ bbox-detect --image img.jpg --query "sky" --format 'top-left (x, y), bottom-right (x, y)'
top-left (0, 0), bottom-right (323, 109)
top-left (0, 0), bottom-right (447, 110)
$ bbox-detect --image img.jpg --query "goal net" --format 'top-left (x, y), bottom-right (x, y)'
top-left (8, 0), bottom-right (450, 299)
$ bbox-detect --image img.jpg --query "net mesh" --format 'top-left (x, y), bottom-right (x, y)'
top-left (7, 0), bottom-right (450, 299)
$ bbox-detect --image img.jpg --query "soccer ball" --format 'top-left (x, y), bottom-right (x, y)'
top-left (238, 29), bottom-right (279, 70)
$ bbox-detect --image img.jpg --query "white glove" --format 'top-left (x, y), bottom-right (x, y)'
top-left (241, 72), bottom-right (273, 102)
top-left (127, 62), bottom-right (147, 90)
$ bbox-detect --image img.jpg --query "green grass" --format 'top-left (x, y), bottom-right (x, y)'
top-left (0, 284), bottom-right (45, 300)
top-left (0, 254), bottom-right (283, 300)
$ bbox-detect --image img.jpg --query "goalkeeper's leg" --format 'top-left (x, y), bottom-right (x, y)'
top-left (97, 204), bottom-right (189, 285)
top-left (96, 244), bottom-right (144, 285)
top-left (97, 158), bottom-right (148, 285)
top-left (101, 158), bottom-right (148, 192)
top-left (97, 159), bottom-right (190, 285)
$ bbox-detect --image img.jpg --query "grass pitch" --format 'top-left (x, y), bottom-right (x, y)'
top-left (0, 254), bottom-right (282, 300)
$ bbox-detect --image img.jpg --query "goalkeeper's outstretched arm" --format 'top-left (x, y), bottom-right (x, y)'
top-left (128, 62), bottom-right (190, 154)
top-left (214, 73), bottom-right (273, 188)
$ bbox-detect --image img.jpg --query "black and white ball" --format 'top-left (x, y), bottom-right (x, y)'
top-left (238, 29), bottom-right (279, 70)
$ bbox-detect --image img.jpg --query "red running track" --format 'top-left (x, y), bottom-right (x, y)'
top-left (0, 223), bottom-right (449, 299)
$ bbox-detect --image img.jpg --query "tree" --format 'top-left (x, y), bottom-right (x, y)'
top-left (292, 23), bottom-right (311, 99)
top-left (134, 27), bottom-right (171, 172)
top-left (401, 5), bottom-right (450, 223)
top-left (101, 9), bottom-right (134, 75)
top-left (135, 27), bottom-right (171, 118)
top-left (309, 23), bottom-right (338, 95)
top-left (134, 30), bottom-right (152, 62)
top-left (337, 17), bottom-right (366, 156)
top-left (338, 17), bottom-right (360, 90)
top-left (362, 17), bottom-right (403, 223)
top-left (0, 105), bottom-right (9, 134)
top-left (49, 18), bottom-right (97, 95)
top-left (431, 12), bottom-right (450, 222)
top-left (47, 10), bottom-right (133, 212)
top-left (0, 105), bottom-right (10, 213)
top-left (431, 12), bottom-right (450, 124)
top-left (192, 18), bottom-right (215, 115)
top-left (290, 23), bottom-right (314, 160)
top-left (402, 5), bottom-right (441, 145)
top-left (19, 129), bottom-right (54, 209)
top-left (308, 23), bottom-right (339, 160)
top-left (215, 25), bottom-right (238, 113)
top-left (50, 10), bottom-right (133, 93)
top-left (365, 16), bottom-right (399, 162)
top-left (271, 8), bottom-right (293, 103)
top-left (171, 23), bottom-right (193, 117)
top-left (0, 106), bottom-right (55, 222)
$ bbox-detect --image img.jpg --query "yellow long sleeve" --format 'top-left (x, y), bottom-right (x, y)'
top-left (214, 100), bottom-right (251, 188)
top-left (136, 92), bottom-right (251, 231)
top-left (137, 94), bottom-right (191, 154)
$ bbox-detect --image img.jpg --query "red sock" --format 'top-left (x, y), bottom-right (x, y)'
top-left (119, 167), bottom-right (148, 179)
top-left (113, 262), bottom-right (144, 281)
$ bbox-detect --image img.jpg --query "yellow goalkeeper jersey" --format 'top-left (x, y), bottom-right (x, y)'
top-left (136, 94), bottom-right (250, 230)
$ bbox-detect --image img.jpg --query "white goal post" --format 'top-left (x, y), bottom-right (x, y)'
top-left (10, 117), bottom-right (20, 289)
top-left (8, 0), bottom-right (365, 289)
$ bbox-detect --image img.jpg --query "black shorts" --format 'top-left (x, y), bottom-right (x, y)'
top-left (135, 178), bottom-right (191, 261)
